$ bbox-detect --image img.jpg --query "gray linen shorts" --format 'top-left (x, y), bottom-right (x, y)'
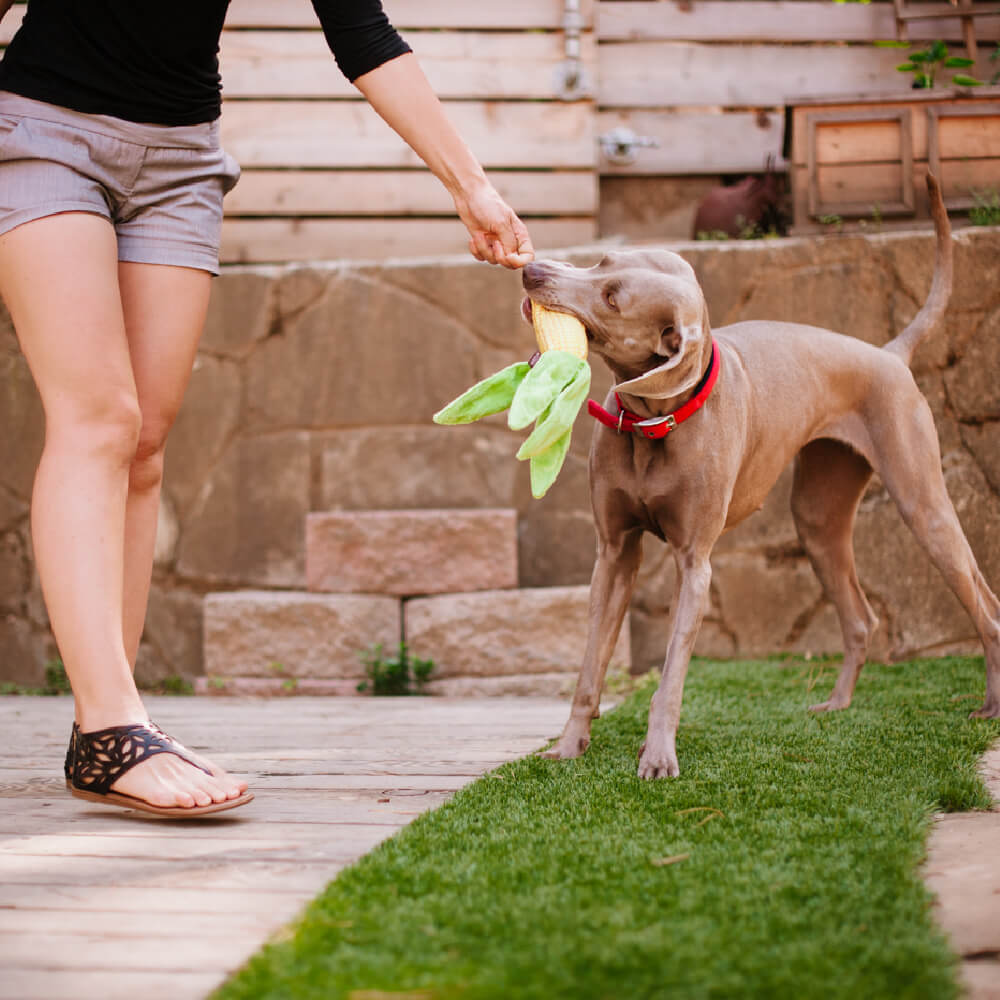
top-left (0, 91), bottom-right (240, 275)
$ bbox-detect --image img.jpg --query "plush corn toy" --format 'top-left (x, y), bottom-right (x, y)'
top-left (433, 303), bottom-right (591, 498)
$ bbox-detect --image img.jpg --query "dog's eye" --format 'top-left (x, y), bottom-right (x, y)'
top-left (603, 287), bottom-right (619, 311)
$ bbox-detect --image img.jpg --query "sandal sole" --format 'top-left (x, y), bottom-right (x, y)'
top-left (70, 786), bottom-right (254, 818)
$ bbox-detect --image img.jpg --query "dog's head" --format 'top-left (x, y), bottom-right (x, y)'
top-left (521, 250), bottom-right (711, 400)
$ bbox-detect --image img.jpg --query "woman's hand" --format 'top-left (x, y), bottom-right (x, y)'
top-left (454, 180), bottom-right (535, 269)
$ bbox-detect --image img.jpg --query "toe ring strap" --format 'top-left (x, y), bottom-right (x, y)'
top-left (71, 722), bottom-right (211, 796)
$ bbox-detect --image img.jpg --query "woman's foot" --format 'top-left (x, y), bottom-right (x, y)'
top-left (68, 721), bottom-right (252, 816)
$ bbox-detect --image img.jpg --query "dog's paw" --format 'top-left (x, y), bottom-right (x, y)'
top-left (637, 741), bottom-right (680, 780)
top-left (808, 697), bottom-right (849, 713)
top-left (969, 701), bottom-right (1000, 719)
top-left (539, 735), bottom-right (590, 760)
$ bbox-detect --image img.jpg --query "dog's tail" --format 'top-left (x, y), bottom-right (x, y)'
top-left (883, 173), bottom-right (953, 367)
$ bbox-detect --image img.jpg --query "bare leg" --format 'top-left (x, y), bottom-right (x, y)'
top-left (791, 439), bottom-right (878, 712)
top-left (118, 261), bottom-right (211, 668)
top-left (0, 214), bottom-right (244, 808)
top-left (638, 549), bottom-right (713, 779)
top-left (542, 528), bottom-right (642, 760)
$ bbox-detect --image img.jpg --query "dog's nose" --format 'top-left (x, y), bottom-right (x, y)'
top-left (522, 262), bottom-right (548, 291)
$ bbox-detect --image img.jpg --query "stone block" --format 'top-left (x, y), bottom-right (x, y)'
top-left (199, 270), bottom-right (277, 359)
top-left (135, 585), bottom-right (206, 686)
top-left (306, 509), bottom-right (518, 597)
top-left (203, 591), bottom-right (400, 679)
top-left (405, 586), bottom-right (631, 678)
top-left (176, 431), bottom-right (311, 587)
top-left (243, 272), bottom-right (483, 431)
top-left (0, 352), bottom-right (44, 502)
top-left (517, 510), bottom-right (596, 589)
top-left (944, 307), bottom-right (1000, 422)
top-left (317, 426), bottom-right (521, 512)
top-left (0, 615), bottom-right (52, 686)
top-left (163, 355), bottom-right (242, 519)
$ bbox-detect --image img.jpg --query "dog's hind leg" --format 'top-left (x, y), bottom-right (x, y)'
top-left (540, 527), bottom-right (643, 760)
top-left (791, 439), bottom-right (878, 712)
top-left (873, 400), bottom-right (1000, 717)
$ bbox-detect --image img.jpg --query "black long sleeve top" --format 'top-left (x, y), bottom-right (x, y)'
top-left (0, 1), bottom-right (411, 125)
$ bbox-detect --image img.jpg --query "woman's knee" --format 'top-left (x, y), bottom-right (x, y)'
top-left (45, 390), bottom-right (143, 466)
top-left (129, 419), bottom-right (172, 492)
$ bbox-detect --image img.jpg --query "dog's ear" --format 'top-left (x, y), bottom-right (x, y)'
top-left (616, 301), bottom-right (711, 400)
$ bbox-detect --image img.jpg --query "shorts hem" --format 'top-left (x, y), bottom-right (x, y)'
top-left (0, 203), bottom-right (110, 238)
top-left (117, 242), bottom-right (221, 276)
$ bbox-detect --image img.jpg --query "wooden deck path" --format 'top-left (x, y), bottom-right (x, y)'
top-left (0, 695), bottom-right (569, 999)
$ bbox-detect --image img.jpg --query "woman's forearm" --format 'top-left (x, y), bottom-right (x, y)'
top-left (352, 53), bottom-right (488, 200)
top-left (0, 0), bottom-right (17, 23)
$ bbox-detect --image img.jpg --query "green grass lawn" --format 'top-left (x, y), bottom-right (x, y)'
top-left (216, 656), bottom-right (999, 1000)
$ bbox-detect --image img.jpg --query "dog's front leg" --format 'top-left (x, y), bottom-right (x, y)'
top-left (638, 553), bottom-right (712, 779)
top-left (541, 529), bottom-right (642, 760)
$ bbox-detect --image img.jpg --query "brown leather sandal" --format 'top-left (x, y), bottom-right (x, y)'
top-left (67, 721), bottom-right (253, 817)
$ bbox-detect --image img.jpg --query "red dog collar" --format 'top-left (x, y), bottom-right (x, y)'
top-left (587, 339), bottom-right (721, 440)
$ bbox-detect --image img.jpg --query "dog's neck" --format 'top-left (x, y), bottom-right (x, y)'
top-left (613, 339), bottom-right (716, 419)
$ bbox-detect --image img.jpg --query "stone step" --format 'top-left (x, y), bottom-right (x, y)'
top-left (203, 591), bottom-right (400, 681)
top-left (405, 586), bottom-right (631, 680)
top-left (305, 508), bottom-right (518, 597)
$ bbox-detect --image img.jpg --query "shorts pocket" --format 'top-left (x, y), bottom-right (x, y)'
top-left (0, 115), bottom-right (28, 161)
top-left (220, 149), bottom-right (241, 195)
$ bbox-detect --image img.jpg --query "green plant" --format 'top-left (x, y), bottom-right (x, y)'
top-left (156, 674), bottom-right (195, 696)
top-left (0, 658), bottom-right (72, 697)
top-left (895, 39), bottom-right (981, 89)
top-left (357, 642), bottom-right (433, 696)
top-left (969, 188), bottom-right (1000, 226)
top-left (991, 43), bottom-right (1000, 86)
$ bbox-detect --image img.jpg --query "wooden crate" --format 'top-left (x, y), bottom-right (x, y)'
top-left (788, 89), bottom-right (1000, 233)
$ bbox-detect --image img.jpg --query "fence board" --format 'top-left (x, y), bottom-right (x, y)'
top-left (220, 217), bottom-right (597, 264)
top-left (226, 0), bottom-right (595, 30)
top-left (219, 101), bottom-right (595, 169)
top-left (597, 1), bottom-right (1000, 42)
top-left (220, 31), bottom-right (596, 101)
top-left (599, 41), bottom-right (995, 107)
top-left (597, 110), bottom-right (785, 173)
top-left (225, 169), bottom-right (597, 216)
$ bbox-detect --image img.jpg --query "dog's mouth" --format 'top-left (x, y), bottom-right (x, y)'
top-left (520, 297), bottom-right (595, 344)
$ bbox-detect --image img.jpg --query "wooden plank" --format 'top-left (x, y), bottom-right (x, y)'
top-left (1, 969), bottom-right (224, 1000)
top-left (597, 0), bottom-right (1000, 42)
top-left (220, 217), bottom-right (598, 265)
top-left (935, 112), bottom-right (1000, 158)
top-left (597, 41), bottom-right (998, 108)
top-left (813, 117), bottom-right (907, 165)
top-left (596, 110), bottom-right (785, 174)
top-left (815, 161), bottom-right (910, 215)
top-left (939, 156), bottom-right (1000, 198)
top-left (225, 169), bottom-right (597, 216)
top-left (226, 0), bottom-right (595, 30)
top-left (220, 30), bottom-right (596, 101)
top-left (219, 100), bottom-right (595, 169)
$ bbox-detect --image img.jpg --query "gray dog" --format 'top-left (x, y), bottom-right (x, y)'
top-left (521, 175), bottom-right (999, 779)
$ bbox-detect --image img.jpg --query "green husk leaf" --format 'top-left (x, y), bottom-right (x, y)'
top-left (529, 429), bottom-right (573, 499)
top-left (952, 74), bottom-right (983, 87)
top-left (508, 351), bottom-right (587, 431)
top-left (433, 362), bottom-right (530, 425)
top-left (516, 363), bottom-right (592, 460)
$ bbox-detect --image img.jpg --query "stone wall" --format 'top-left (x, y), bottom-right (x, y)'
top-left (1, 226), bottom-right (998, 686)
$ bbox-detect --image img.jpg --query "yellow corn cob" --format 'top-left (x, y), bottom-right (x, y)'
top-left (531, 301), bottom-right (588, 360)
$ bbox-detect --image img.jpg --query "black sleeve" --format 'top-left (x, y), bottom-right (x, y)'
top-left (310, 0), bottom-right (412, 82)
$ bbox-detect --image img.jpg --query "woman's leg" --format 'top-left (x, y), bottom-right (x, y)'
top-left (0, 213), bottom-right (242, 808)
top-left (117, 260), bottom-right (210, 668)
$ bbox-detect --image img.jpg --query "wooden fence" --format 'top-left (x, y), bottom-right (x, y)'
top-left (2, 1), bottom-right (998, 260)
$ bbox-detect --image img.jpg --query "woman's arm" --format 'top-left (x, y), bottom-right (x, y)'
top-left (0, 0), bottom-right (17, 23)
top-left (353, 53), bottom-right (534, 269)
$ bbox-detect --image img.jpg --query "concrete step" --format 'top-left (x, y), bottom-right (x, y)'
top-left (405, 585), bottom-right (631, 680)
top-left (305, 508), bottom-right (517, 597)
top-left (203, 590), bottom-right (400, 681)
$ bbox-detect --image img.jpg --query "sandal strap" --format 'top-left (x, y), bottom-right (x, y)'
top-left (71, 722), bottom-right (211, 796)
top-left (64, 722), bottom-right (78, 783)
